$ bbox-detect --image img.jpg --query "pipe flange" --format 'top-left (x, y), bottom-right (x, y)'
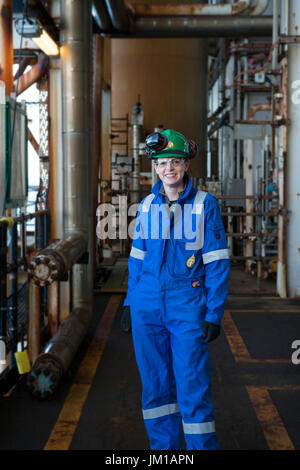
top-left (27, 252), bottom-right (64, 286)
top-left (27, 353), bottom-right (64, 398)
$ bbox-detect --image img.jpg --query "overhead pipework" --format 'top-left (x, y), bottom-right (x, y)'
top-left (126, 0), bottom-right (270, 16)
top-left (94, 0), bottom-right (272, 37)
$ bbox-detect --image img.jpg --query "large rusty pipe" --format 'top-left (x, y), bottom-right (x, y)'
top-left (0, 0), bottom-right (13, 95)
top-left (27, 306), bottom-right (91, 397)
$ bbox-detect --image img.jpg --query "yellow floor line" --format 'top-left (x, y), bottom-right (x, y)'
top-left (222, 310), bottom-right (252, 362)
top-left (44, 295), bottom-right (122, 451)
top-left (246, 386), bottom-right (295, 450)
top-left (222, 310), bottom-right (290, 363)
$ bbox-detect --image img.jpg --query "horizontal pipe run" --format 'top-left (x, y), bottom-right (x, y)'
top-left (0, 210), bottom-right (48, 225)
top-left (27, 234), bottom-right (88, 286)
top-left (131, 16), bottom-right (273, 38)
top-left (27, 306), bottom-right (91, 398)
top-left (129, 1), bottom-right (253, 17)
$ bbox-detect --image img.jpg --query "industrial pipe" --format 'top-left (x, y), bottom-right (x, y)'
top-left (92, 0), bottom-right (112, 32)
top-left (129, 1), bottom-right (267, 17)
top-left (15, 56), bottom-right (49, 96)
top-left (104, 0), bottom-right (130, 32)
top-left (27, 306), bottom-right (91, 397)
top-left (27, 234), bottom-right (88, 287)
top-left (132, 16), bottom-right (273, 38)
top-left (0, 0), bottom-right (13, 95)
top-left (27, 0), bottom-right (94, 398)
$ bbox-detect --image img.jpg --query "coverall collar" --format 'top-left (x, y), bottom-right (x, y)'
top-left (152, 173), bottom-right (192, 203)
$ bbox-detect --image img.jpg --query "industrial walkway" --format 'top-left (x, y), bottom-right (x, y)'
top-left (0, 266), bottom-right (299, 451)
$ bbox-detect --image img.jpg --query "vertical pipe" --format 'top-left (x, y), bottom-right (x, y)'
top-left (8, 222), bottom-right (17, 368)
top-left (61, 0), bottom-right (93, 312)
top-left (285, 0), bottom-right (300, 297)
top-left (28, 280), bottom-right (40, 364)
top-left (0, 223), bottom-right (7, 352)
top-left (272, 0), bottom-right (279, 70)
top-left (0, 0), bottom-right (13, 96)
top-left (132, 123), bottom-right (142, 203)
top-left (257, 175), bottom-right (263, 290)
top-left (93, 35), bottom-right (103, 274)
top-left (245, 140), bottom-right (254, 271)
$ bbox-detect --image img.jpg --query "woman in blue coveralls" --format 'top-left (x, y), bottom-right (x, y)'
top-left (122, 129), bottom-right (230, 451)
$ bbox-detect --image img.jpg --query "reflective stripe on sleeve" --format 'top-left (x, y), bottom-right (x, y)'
top-left (141, 193), bottom-right (155, 213)
top-left (192, 189), bottom-right (207, 214)
top-left (142, 403), bottom-right (179, 420)
top-left (202, 248), bottom-right (230, 265)
top-left (130, 246), bottom-right (147, 260)
top-left (183, 420), bottom-right (215, 435)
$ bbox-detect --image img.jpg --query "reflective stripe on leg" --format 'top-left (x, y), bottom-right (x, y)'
top-left (143, 403), bottom-right (179, 420)
top-left (183, 420), bottom-right (215, 435)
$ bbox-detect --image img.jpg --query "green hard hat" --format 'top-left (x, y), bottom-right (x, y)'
top-left (145, 129), bottom-right (198, 159)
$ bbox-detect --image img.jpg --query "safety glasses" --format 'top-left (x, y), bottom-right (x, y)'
top-left (155, 158), bottom-right (185, 169)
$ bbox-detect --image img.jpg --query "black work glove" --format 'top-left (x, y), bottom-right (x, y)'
top-left (120, 306), bottom-right (131, 333)
top-left (203, 321), bottom-right (220, 344)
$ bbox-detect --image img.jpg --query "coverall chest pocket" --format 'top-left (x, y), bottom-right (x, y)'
top-left (171, 239), bottom-right (199, 277)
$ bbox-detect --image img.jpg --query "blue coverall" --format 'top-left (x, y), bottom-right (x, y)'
top-left (124, 175), bottom-right (230, 450)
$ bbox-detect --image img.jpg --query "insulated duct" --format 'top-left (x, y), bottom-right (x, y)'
top-left (27, 0), bottom-right (94, 398)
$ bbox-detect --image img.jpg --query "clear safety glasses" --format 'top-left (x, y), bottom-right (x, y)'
top-left (155, 158), bottom-right (185, 169)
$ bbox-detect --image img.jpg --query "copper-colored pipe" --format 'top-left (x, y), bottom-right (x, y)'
top-left (27, 250), bottom-right (41, 364)
top-left (47, 282), bottom-right (59, 337)
top-left (28, 128), bottom-right (39, 155)
top-left (0, 0), bottom-right (13, 95)
top-left (247, 103), bottom-right (272, 120)
top-left (15, 56), bottom-right (49, 96)
top-left (13, 57), bottom-right (31, 80)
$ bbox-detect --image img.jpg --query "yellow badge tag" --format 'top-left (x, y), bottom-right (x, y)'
top-left (186, 254), bottom-right (195, 268)
top-left (167, 140), bottom-right (174, 149)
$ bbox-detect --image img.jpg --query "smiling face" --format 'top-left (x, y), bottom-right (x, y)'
top-left (154, 157), bottom-right (190, 189)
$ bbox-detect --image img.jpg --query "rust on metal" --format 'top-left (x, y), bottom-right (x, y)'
top-left (16, 56), bottom-right (49, 96)
top-left (247, 103), bottom-right (272, 120)
top-left (128, 2), bottom-right (251, 16)
top-left (47, 281), bottom-right (59, 337)
top-left (27, 250), bottom-right (41, 364)
top-left (0, 0), bottom-right (13, 94)
top-left (232, 0), bottom-right (249, 15)
top-left (28, 128), bottom-right (39, 155)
